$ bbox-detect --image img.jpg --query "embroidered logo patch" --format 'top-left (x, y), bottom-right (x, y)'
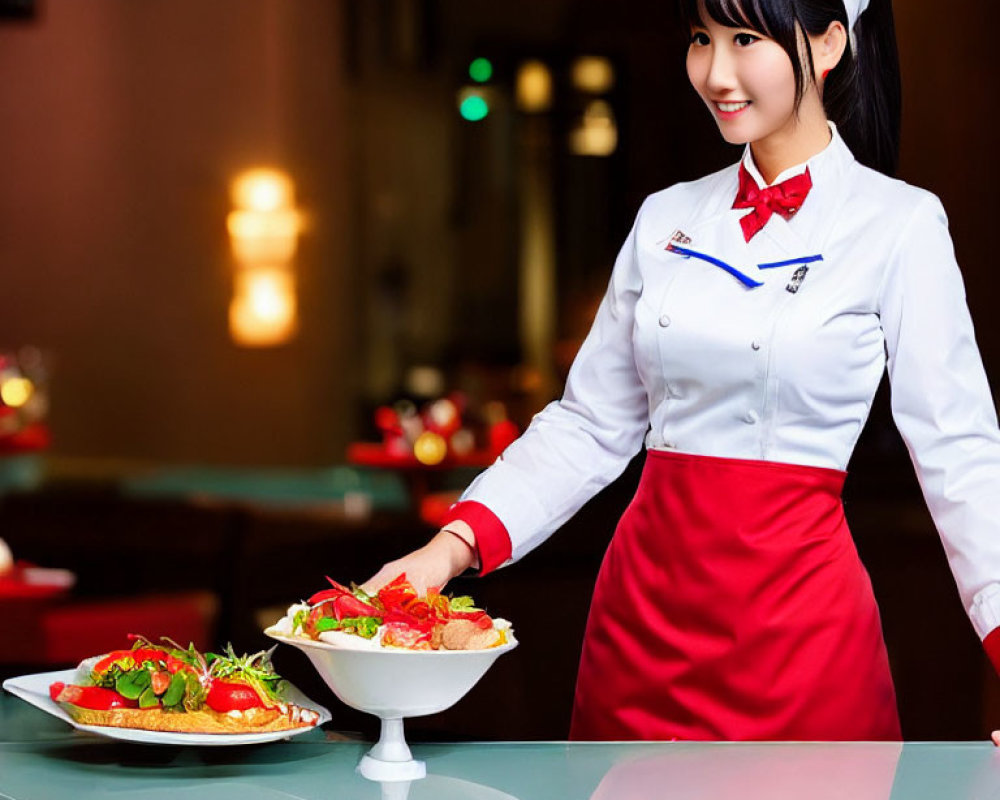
top-left (669, 229), bottom-right (691, 245)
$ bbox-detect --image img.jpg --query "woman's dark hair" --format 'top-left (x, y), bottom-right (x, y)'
top-left (678, 0), bottom-right (901, 176)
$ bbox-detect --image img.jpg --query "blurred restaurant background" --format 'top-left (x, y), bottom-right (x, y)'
top-left (1, 0), bottom-right (998, 742)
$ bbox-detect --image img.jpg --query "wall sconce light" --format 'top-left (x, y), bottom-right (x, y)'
top-left (227, 168), bottom-right (302, 346)
top-left (569, 99), bottom-right (618, 157)
top-left (571, 56), bottom-right (615, 94)
top-left (516, 60), bottom-right (553, 113)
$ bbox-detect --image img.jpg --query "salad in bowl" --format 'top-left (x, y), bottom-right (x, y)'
top-left (266, 574), bottom-right (517, 780)
top-left (267, 574), bottom-right (514, 652)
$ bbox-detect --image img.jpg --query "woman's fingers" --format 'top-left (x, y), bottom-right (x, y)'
top-left (991, 731), bottom-right (1000, 747)
top-left (360, 531), bottom-right (477, 598)
top-left (361, 561), bottom-right (434, 597)
top-left (359, 563), bottom-right (403, 596)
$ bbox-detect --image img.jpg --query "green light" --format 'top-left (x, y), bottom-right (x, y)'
top-left (469, 57), bottom-right (493, 83)
top-left (460, 94), bottom-right (489, 121)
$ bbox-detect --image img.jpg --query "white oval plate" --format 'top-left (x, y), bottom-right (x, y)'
top-left (2, 668), bottom-right (331, 746)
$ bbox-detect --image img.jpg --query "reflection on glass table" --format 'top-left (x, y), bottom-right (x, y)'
top-left (3, 687), bottom-right (1000, 800)
top-left (589, 742), bottom-right (902, 799)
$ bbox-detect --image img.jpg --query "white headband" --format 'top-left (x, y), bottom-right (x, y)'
top-left (843, 0), bottom-right (870, 29)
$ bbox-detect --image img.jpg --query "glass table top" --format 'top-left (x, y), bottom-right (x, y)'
top-left (2, 690), bottom-right (998, 800)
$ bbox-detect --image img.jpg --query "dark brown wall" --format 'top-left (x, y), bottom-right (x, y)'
top-left (0, 0), bottom-right (353, 466)
top-left (896, 2), bottom-right (1000, 368)
top-left (0, 0), bottom-right (996, 467)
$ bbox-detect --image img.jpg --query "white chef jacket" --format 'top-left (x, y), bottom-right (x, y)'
top-left (458, 124), bottom-right (1000, 642)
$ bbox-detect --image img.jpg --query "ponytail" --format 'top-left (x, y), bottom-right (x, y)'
top-left (822, 0), bottom-right (901, 176)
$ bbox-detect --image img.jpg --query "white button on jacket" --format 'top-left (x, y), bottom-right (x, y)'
top-left (459, 126), bottom-right (1000, 644)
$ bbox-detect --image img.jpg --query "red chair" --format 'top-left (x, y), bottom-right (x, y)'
top-left (0, 591), bottom-right (218, 667)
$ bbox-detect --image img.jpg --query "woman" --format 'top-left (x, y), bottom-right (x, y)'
top-left (364, 0), bottom-right (1000, 740)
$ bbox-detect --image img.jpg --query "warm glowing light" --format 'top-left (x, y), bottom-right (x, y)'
top-left (232, 169), bottom-right (294, 212)
top-left (516, 60), bottom-right (552, 112)
top-left (405, 366), bottom-right (445, 398)
top-left (571, 56), bottom-right (615, 93)
top-left (569, 100), bottom-right (618, 156)
top-left (413, 431), bottom-right (448, 465)
top-left (427, 398), bottom-right (458, 431)
top-left (0, 376), bottom-right (33, 408)
top-left (227, 208), bottom-right (301, 262)
top-left (228, 167), bottom-right (301, 346)
top-left (229, 269), bottom-right (297, 347)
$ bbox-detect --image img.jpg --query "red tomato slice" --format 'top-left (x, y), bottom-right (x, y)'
top-left (51, 683), bottom-right (136, 710)
top-left (205, 681), bottom-right (266, 712)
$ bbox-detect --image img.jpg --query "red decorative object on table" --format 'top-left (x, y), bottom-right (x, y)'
top-left (351, 393), bottom-right (520, 470)
top-left (0, 563), bottom-right (74, 600)
top-left (0, 347), bottom-right (50, 456)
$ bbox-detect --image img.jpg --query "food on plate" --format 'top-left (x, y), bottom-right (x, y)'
top-left (267, 574), bottom-right (513, 651)
top-left (48, 635), bottom-right (321, 734)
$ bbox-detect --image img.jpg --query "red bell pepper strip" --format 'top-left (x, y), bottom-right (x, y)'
top-left (324, 576), bottom-right (353, 595)
top-left (332, 594), bottom-right (382, 621)
top-left (92, 648), bottom-right (170, 674)
top-left (426, 592), bottom-right (451, 618)
top-left (164, 654), bottom-right (191, 674)
top-left (378, 574), bottom-right (418, 611)
top-left (450, 609), bottom-right (491, 624)
top-left (403, 599), bottom-right (432, 621)
top-left (308, 587), bottom-right (350, 604)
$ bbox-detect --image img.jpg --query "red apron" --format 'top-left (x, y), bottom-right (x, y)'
top-left (570, 450), bottom-right (901, 741)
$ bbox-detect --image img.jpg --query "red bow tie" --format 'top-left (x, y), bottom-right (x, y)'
top-left (732, 163), bottom-right (813, 242)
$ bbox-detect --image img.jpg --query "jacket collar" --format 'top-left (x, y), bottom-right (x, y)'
top-left (733, 123), bottom-right (856, 256)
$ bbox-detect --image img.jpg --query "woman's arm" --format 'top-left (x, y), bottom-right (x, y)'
top-left (880, 191), bottom-right (1000, 670)
top-left (364, 204), bottom-right (653, 591)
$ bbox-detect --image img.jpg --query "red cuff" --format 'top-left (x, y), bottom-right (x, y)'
top-left (985, 627), bottom-right (1000, 674)
top-left (442, 500), bottom-right (512, 575)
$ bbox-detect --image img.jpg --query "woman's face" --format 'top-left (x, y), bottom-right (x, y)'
top-left (685, 9), bottom-right (804, 148)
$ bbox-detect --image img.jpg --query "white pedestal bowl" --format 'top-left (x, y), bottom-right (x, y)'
top-left (266, 630), bottom-right (517, 781)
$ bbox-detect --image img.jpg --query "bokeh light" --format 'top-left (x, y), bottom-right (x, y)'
top-left (469, 57), bottom-right (493, 83)
top-left (459, 92), bottom-right (490, 122)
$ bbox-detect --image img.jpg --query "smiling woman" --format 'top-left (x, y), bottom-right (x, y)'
top-left (683, 0), bottom-right (899, 180)
top-left (360, 0), bottom-right (1000, 745)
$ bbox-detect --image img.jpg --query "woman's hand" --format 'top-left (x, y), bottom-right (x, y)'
top-left (361, 530), bottom-right (476, 597)
top-left (992, 731), bottom-right (1000, 747)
